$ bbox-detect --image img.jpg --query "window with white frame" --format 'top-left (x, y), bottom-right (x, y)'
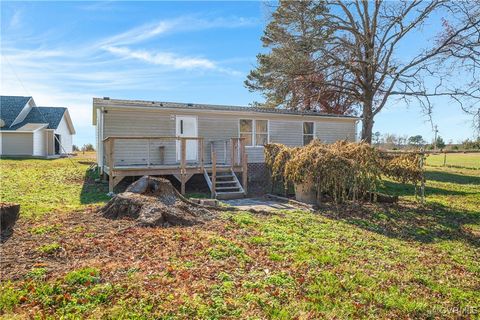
top-left (240, 119), bottom-right (268, 146)
top-left (303, 122), bottom-right (314, 145)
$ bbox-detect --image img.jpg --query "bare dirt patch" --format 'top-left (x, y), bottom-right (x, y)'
top-left (1, 207), bottom-right (261, 283)
top-left (1, 207), bottom-right (133, 280)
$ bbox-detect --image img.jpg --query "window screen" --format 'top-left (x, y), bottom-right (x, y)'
top-left (240, 119), bottom-right (253, 146)
top-left (255, 120), bottom-right (268, 146)
top-left (303, 122), bottom-right (314, 145)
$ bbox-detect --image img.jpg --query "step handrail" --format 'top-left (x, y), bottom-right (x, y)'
top-left (230, 168), bottom-right (245, 194)
top-left (203, 168), bottom-right (213, 192)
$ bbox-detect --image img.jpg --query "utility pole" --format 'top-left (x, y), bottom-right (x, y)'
top-left (477, 108), bottom-right (480, 139)
top-left (433, 125), bottom-right (438, 150)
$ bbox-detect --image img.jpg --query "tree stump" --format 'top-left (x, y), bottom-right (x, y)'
top-left (1, 202), bottom-right (20, 241)
top-left (100, 176), bottom-right (214, 227)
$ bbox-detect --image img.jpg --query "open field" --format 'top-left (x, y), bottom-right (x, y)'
top-left (1, 154), bottom-right (479, 318)
top-left (426, 152), bottom-right (480, 169)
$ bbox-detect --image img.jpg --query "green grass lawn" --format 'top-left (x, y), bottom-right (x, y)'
top-left (426, 152), bottom-right (480, 169)
top-left (1, 156), bottom-right (479, 319)
top-left (0, 154), bottom-right (109, 219)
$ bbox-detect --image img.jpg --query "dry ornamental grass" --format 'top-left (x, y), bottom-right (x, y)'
top-left (265, 140), bottom-right (424, 203)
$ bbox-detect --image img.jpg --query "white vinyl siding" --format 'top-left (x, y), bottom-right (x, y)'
top-left (54, 115), bottom-right (73, 154)
top-left (269, 121), bottom-right (303, 146)
top-left (103, 109), bottom-right (176, 166)
top-left (245, 148), bottom-right (265, 163)
top-left (96, 109), bottom-right (104, 168)
top-left (198, 116), bottom-right (237, 164)
top-left (33, 129), bottom-right (46, 156)
top-left (315, 120), bottom-right (356, 143)
top-left (99, 106), bottom-right (356, 166)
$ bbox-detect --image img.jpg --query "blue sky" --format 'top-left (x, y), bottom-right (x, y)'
top-left (1, 1), bottom-right (477, 146)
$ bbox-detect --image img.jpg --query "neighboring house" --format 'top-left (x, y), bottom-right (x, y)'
top-left (0, 96), bottom-right (75, 157)
top-left (93, 97), bottom-right (359, 197)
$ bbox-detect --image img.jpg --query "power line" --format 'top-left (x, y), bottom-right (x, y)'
top-left (3, 56), bottom-right (31, 96)
top-left (3, 56), bottom-right (77, 166)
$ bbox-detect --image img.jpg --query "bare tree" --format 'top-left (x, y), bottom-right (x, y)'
top-left (317, 0), bottom-right (480, 142)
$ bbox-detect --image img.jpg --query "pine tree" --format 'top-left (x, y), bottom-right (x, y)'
top-left (245, 1), bottom-right (352, 113)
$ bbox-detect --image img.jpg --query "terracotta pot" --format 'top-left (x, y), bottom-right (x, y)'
top-left (294, 181), bottom-right (317, 205)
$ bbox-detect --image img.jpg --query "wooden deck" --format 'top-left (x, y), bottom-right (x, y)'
top-left (103, 136), bottom-right (247, 197)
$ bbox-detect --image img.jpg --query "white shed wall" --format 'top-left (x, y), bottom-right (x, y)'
top-left (33, 129), bottom-right (46, 156)
top-left (55, 115), bottom-right (73, 153)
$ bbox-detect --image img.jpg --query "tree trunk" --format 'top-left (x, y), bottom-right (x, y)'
top-left (361, 100), bottom-right (374, 144)
top-left (361, 117), bottom-right (374, 143)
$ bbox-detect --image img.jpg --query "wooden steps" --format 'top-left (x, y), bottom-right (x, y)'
top-left (204, 168), bottom-right (245, 200)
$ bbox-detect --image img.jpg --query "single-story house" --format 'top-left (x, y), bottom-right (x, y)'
top-left (0, 96), bottom-right (75, 157)
top-left (93, 97), bottom-right (359, 197)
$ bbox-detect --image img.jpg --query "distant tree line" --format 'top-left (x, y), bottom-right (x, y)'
top-left (72, 144), bottom-right (95, 152)
top-left (372, 133), bottom-right (479, 151)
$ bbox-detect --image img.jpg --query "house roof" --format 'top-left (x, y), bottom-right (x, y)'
top-left (10, 107), bottom-right (67, 130)
top-left (93, 97), bottom-right (360, 124)
top-left (0, 95), bottom-right (72, 132)
top-left (0, 95), bottom-right (31, 127)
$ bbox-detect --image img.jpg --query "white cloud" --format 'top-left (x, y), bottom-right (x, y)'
top-left (77, 1), bottom-right (116, 12)
top-left (98, 15), bottom-right (257, 47)
top-left (9, 10), bottom-right (22, 29)
top-left (0, 13), bottom-right (251, 145)
top-left (99, 21), bottom-right (177, 47)
top-left (104, 46), bottom-right (216, 70)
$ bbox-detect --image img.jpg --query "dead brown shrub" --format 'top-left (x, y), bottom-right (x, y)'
top-left (265, 140), bottom-right (423, 203)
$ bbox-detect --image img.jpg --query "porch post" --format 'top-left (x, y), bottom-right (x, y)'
top-left (180, 138), bottom-right (186, 195)
top-left (106, 138), bottom-right (115, 193)
top-left (199, 138), bottom-right (204, 171)
top-left (230, 138), bottom-right (237, 168)
top-left (241, 138), bottom-right (248, 195)
top-left (211, 151), bottom-right (217, 198)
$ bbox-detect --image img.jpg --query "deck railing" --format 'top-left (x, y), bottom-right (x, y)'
top-left (103, 136), bottom-right (245, 169)
top-left (102, 136), bottom-right (247, 193)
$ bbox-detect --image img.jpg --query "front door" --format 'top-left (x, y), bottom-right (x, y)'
top-left (176, 116), bottom-right (198, 161)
